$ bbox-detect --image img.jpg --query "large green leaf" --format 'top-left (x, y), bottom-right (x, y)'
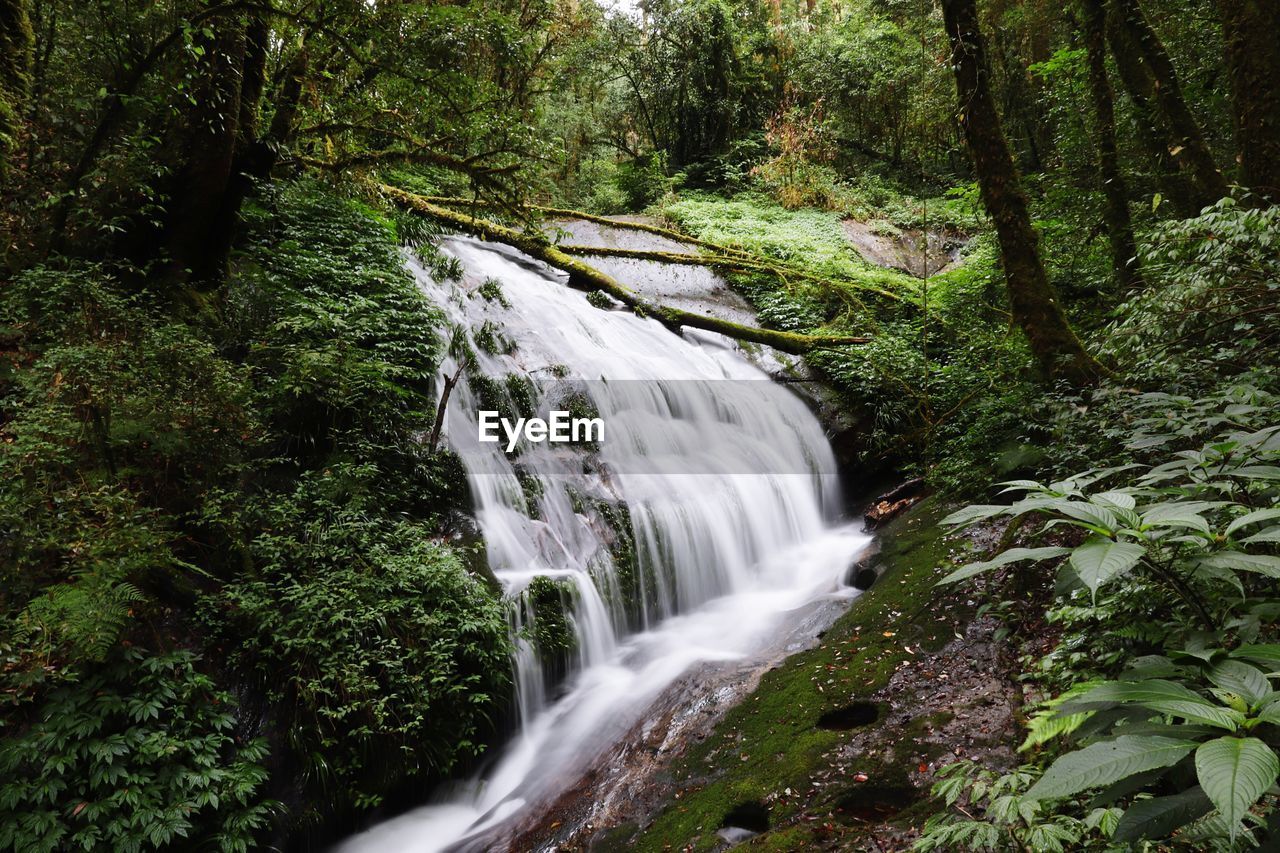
top-left (1242, 525), bottom-right (1280, 545)
top-left (1113, 786), bottom-right (1213, 843)
top-left (940, 504), bottom-right (1008, 527)
top-left (938, 546), bottom-right (1070, 585)
top-left (1225, 507), bottom-right (1280, 538)
top-left (1055, 503), bottom-right (1120, 535)
top-left (996, 479), bottom-right (1045, 494)
top-left (1063, 680), bottom-right (1243, 730)
top-left (1140, 502), bottom-right (1212, 535)
top-left (1196, 552), bottom-right (1280, 578)
top-left (1188, 559), bottom-right (1246, 597)
top-left (1194, 737), bottom-right (1280, 836)
top-left (1255, 702), bottom-right (1280, 727)
top-left (1231, 644), bottom-right (1280, 671)
top-left (1229, 465), bottom-right (1280, 481)
top-left (1026, 735), bottom-right (1199, 801)
top-left (1208, 660), bottom-right (1273, 705)
top-left (1070, 537), bottom-right (1145, 599)
top-left (1094, 491), bottom-right (1136, 511)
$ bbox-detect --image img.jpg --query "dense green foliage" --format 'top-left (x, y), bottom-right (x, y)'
top-left (0, 182), bottom-right (511, 845)
top-left (920, 385), bottom-right (1280, 849)
top-left (0, 651), bottom-right (274, 853)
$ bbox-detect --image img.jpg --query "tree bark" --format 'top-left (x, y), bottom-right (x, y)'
top-left (380, 184), bottom-right (869, 356)
top-left (163, 11), bottom-right (247, 287)
top-left (266, 42), bottom-right (307, 154)
top-left (1082, 0), bottom-right (1143, 289)
top-left (237, 14), bottom-right (269, 145)
top-left (0, 0), bottom-right (33, 174)
top-left (941, 0), bottom-right (1102, 385)
top-left (1103, 15), bottom-right (1197, 216)
top-left (1108, 0), bottom-right (1229, 208)
top-left (1216, 0), bottom-right (1280, 202)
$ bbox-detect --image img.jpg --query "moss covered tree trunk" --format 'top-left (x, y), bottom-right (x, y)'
top-left (164, 12), bottom-right (247, 287)
top-left (941, 0), bottom-right (1102, 385)
top-left (1216, 0), bottom-right (1280, 202)
top-left (0, 0), bottom-right (33, 174)
top-left (1102, 13), bottom-right (1196, 216)
top-left (1108, 0), bottom-right (1229, 209)
top-left (1082, 0), bottom-right (1142, 289)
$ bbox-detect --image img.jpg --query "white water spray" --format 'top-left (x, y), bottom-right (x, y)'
top-left (336, 235), bottom-right (869, 852)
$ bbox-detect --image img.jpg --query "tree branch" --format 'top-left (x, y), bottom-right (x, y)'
top-left (378, 184), bottom-right (870, 356)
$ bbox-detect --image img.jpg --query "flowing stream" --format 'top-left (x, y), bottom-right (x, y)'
top-left (335, 234), bottom-right (870, 852)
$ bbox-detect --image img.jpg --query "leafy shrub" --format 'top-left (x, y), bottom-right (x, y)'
top-left (1102, 199), bottom-right (1280, 383)
top-left (212, 486), bottom-right (510, 810)
top-left (613, 153), bottom-right (673, 212)
top-left (0, 265), bottom-right (252, 692)
top-left (917, 763), bottom-right (1117, 852)
top-left (0, 649), bottom-right (273, 853)
top-left (475, 277), bottom-right (511, 307)
top-left (1, 181), bottom-right (508, 843)
top-left (926, 388), bottom-right (1280, 848)
top-left (752, 98), bottom-right (839, 210)
top-left (233, 181), bottom-right (443, 469)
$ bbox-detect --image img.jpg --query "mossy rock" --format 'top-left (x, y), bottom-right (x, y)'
top-left (622, 498), bottom-right (966, 852)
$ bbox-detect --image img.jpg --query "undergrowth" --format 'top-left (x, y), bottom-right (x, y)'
top-left (0, 179), bottom-right (511, 848)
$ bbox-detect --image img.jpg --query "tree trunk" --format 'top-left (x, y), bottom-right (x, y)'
top-left (1216, 0), bottom-right (1280, 202)
top-left (1108, 0), bottom-right (1229, 208)
top-left (1103, 15), bottom-right (1197, 216)
top-left (163, 12), bottom-right (246, 287)
top-left (266, 43), bottom-right (307, 152)
top-left (0, 0), bottom-right (33, 174)
top-left (217, 14), bottom-right (270, 252)
top-left (237, 15), bottom-right (268, 146)
top-left (941, 0), bottom-right (1102, 385)
top-left (1082, 0), bottom-right (1143, 289)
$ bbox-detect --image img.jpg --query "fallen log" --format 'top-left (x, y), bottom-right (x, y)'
top-left (411, 196), bottom-right (908, 303)
top-left (411, 195), bottom-right (758, 261)
top-left (379, 184), bottom-right (869, 356)
top-left (555, 244), bottom-right (903, 302)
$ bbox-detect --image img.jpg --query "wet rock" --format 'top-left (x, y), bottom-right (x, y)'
top-left (721, 800), bottom-right (769, 834)
top-left (715, 826), bottom-right (760, 845)
top-left (842, 220), bottom-right (967, 278)
top-left (832, 783), bottom-right (921, 822)
top-left (817, 701), bottom-right (880, 731)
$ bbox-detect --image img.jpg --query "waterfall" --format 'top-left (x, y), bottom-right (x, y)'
top-left (335, 235), bottom-right (870, 852)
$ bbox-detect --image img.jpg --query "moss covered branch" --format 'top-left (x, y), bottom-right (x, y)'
top-left (378, 184), bottom-right (869, 355)
top-left (413, 195), bottom-right (757, 259)
top-left (556, 243), bottom-right (903, 302)
top-left (416, 195), bottom-right (906, 303)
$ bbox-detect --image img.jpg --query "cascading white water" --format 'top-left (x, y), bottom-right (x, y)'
top-left (335, 235), bottom-right (870, 852)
